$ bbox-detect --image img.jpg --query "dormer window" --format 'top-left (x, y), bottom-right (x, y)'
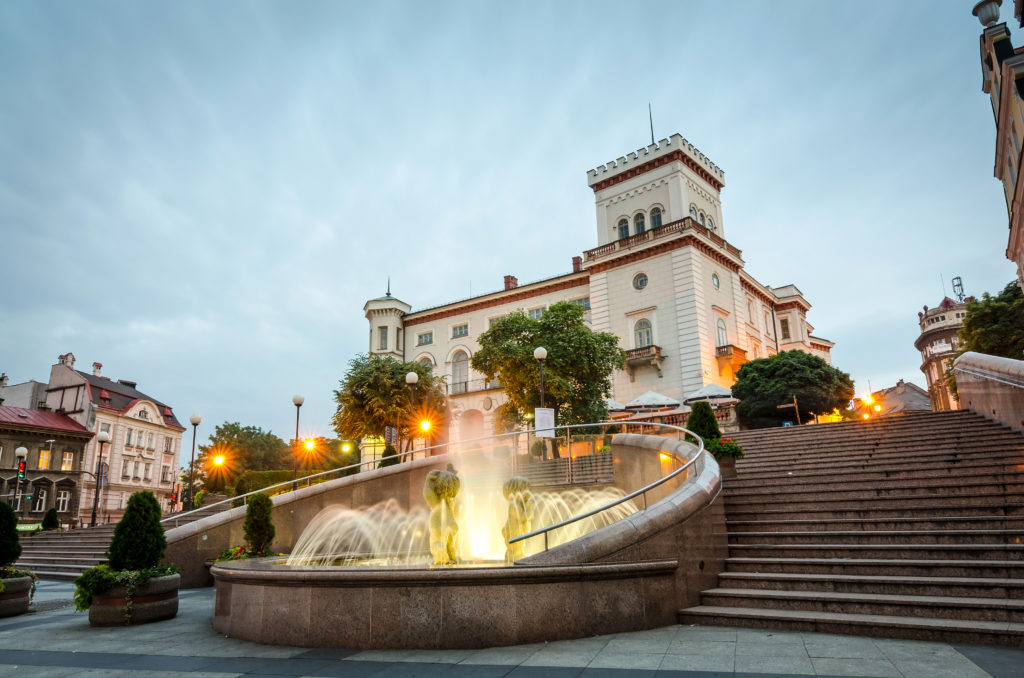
top-left (634, 213), bottom-right (645, 234)
top-left (617, 218), bottom-right (629, 240)
top-left (138, 409), bottom-right (149, 420)
top-left (650, 207), bottom-right (662, 228)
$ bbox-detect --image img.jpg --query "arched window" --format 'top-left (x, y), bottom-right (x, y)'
top-left (634, 213), bottom-right (645, 234)
top-left (635, 319), bottom-right (653, 348)
top-left (452, 351), bottom-right (469, 394)
top-left (716, 319), bottom-right (728, 347)
top-left (618, 218), bottom-right (629, 240)
top-left (699, 212), bottom-right (706, 227)
top-left (707, 217), bottom-right (715, 232)
top-left (419, 357), bottom-right (433, 371)
top-left (689, 205), bottom-right (698, 221)
top-left (650, 207), bottom-right (662, 228)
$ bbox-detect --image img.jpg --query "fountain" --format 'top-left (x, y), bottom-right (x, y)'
top-left (202, 424), bottom-right (727, 649)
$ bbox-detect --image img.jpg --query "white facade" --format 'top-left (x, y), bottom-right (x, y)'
top-left (364, 134), bottom-right (834, 442)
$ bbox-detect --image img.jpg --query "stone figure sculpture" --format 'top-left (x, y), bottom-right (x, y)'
top-left (501, 476), bottom-right (536, 563)
top-left (423, 464), bottom-right (461, 565)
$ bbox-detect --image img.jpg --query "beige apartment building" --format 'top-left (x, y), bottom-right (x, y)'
top-left (364, 133), bottom-right (834, 446)
top-left (914, 296), bottom-right (972, 411)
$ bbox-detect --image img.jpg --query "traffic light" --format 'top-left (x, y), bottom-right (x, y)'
top-left (17, 460), bottom-right (26, 479)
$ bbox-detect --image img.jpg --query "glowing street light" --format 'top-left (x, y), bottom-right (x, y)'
top-left (213, 454), bottom-right (225, 467)
top-left (420, 419), bottom-right (431, 432)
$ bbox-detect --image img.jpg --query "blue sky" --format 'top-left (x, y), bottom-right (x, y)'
top-left (0, 1), bottom-right (1016, 446)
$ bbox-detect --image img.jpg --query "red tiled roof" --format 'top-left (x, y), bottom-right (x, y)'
top-left (0, 406), bottom-right (93, 436)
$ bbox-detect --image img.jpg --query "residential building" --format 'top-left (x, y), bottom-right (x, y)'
top-left (0, 406), bottom-right (93, 525)
top-left (914, 297), bottom-right (971, 411)
top-left (41, 353), bottom-right (185, 523)
top-left (0, 374), bottom-right (49, 410)
top-left (976, 1), bottom-right (1024, 289)
top-left (363, 133), bottom-right (834, 450)
top-left (851, 379), bottom-right (932, 420)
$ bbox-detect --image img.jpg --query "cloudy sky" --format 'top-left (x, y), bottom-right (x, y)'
top-left (0, 1), bottom-right (1016, 447)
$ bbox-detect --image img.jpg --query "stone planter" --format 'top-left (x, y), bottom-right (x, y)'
top-left (88, 573), bottom-right (180, 627)
top-left (717, 456), bottom-right (737, 479)
top-left (0, 576), bottom-right (32, 618)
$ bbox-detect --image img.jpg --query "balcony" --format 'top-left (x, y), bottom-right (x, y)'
top-left (625, 345), bottom-right (664, 381)
top-left (446, 378), bottom-right (502, 397)
top-left (584, 216), bottom-right (743, 262)
top-left (715, 344), bottom-right (747, 373)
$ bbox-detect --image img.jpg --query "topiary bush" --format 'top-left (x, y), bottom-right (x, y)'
top-left (685, 401), bottom-right (721, 445)
top-left (243, 493), bottom-right (275, 554)
top-left (41, 508), bottom-right (60, 531)
top-left (107, 491), bottom-right (166, 571)
top-left (378, 444), bottom-right (399, 469)
top-left (0, 502), bottom-right (21, 568)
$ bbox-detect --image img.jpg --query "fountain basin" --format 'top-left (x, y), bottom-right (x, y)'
top-left (211, 558), bottom-right (678, 649)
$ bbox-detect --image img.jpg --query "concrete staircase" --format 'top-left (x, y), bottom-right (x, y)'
top-left (16, 504), bottom-right (233, 581)
top-left (678, 410), bottom-right (1024, 646)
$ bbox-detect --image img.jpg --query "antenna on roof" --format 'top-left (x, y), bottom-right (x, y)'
top-left (648, 103), bottom-right (655, 146)
top-left (386, 276), bottom-right (391, 297)
top-left (940, 273), bottom-right (946, 298)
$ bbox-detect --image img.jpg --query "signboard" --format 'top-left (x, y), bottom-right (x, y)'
top-left (384, 426), bottom-right (397, 445)
top-left (782, 421), bottom-right (794, 427)
top-left (534, 408), bottom-right (555, 438)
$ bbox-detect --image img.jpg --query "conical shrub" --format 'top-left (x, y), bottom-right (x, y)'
top-left (0, 502), bottom-right (21, 567)
top-left (107, 491), bottom-right (166, 571)
top-left (685, 401), bottom-right (721, 444)
top-left (42, 508), bottom-right (60, 531)
top-left (243, 493), bottom-right (275, 554)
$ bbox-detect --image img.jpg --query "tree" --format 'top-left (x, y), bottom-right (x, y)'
top-left (959, 281), bottom-right (1024, 359)
top-left (42, 508), bottom-right (60, 531)
top-left (0, 502), bottom-right (21, 567)
top-left (378, 444), bottom-right (399, 469)
top-left (243, 494), bottom-right (275, 554)
top-left (332, 355), bottom-right (447, 452)
top-left (685, 401), bottom-right (721, 443)
top-left (194, 422), bottom-right (289, 491)
top-left (107, 491), bottom-right (166, 571)
top-left (732, 351), bottom-right (855, 429)
top-left (471, 301), bottom-right (626, 429)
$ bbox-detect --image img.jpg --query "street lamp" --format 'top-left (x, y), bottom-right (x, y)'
top-left (533, 347), bottom-right (548, 409)
top-left (406, 371), bottom-right (419, 409)
top-left (89, 432), bottom-right (109, 527)
top-left (14, 447), bottom-right (27, 517)
top-left (188, 413), bottom-right (202, 511)
top-left (292, 394), bottom-right (304, 490)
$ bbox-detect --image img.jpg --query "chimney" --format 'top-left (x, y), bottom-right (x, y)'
top-left (58, 352), bottom-right (75, 368)
top-left (896, 379), bottom-right (905, 394)
top-left (0, 373), bottom-right (7, 387)
top-left (572, 256), bottom-right (582, 273)
top-left (92, 362), bottom-right (103, 377)
top-left (503, 275), bottom-right (519, 290)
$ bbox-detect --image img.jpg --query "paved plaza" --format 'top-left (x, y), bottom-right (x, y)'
top-left (0, 581), bottom-right (1019, 678)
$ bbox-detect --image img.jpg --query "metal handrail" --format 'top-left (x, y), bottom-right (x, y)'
top-left (508, 422), bottom-right (706, 551)
top-left (953, 366), bottom-right (1024, 390)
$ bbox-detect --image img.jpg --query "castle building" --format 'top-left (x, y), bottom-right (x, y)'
top-left (363, 134), bottom-right (834, 445)
top-left (914, 297), bottom-right (972, 411)
top-left (976, 1), bottom-right (1024, 290)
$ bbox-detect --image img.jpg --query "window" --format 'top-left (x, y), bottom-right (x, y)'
top-left (689, 205), bottom-right (698, 221)
top-left (417, 331), bottom-right (433, 346)
top-left (699, 212), bottom-right (706, 227)
top-left (570, 297), bottom-right (591, 310)
top-left (712, 273), bottom-right (720, 290)
top-left (451, 351), bottom-right (469, 394)
top-left (618, 218), bottom-right (629, 240)
top-left (100, 423), bottom-right (111, 434)
top-left (56, 490), bottom-right (70, 513)
top-left (32, 489), bottom-right (47, 512)
top-left (164, 438), bottom-right (172, 454)
top-left (634, 213), bottom-right (645, 234)
top-left (378, 326), bottom-right (388, 351)
top-left (716, 319), bottom-right (728, 347)
top-left (144, 462), bottom-right (152, 481)
top-left (120, 492), bottom-right (129, 509)
top-left (61, 451), bottom-right (74, 471)
top-left (125, 429), bottom-right (133, 447)
top-left (780, 318), bottom-right (791, 340)
top-left (765, 311), bottom-right (771, 334)
top-left (147, 432), bottom-right (155, 450)
top-left (38, 447), bottom-right (50, 470)
top-left (633, 273), bottom-right (648, 290)
top-left (138, 409), bottom-right (149, 420)
top-left (707, 217), bottom-right (715, 232)
top-left (452, 324), bottom-right (468, 338)
top-left (161, 465), bottom-right (171, 483)
top-left (122, 459), bottom-right (131, 479)
top-left (650, 207), bottom-right (662, 228)
top-left (528, 307), bottom-right (546, 320)
top-left (488, 316), bottom-right (504, 327)
top-left (418, 357), bottom-right (433, 370)
top-left (635, 319), bottom-right (653, 348)
top-left (747, 300), bottom-right (754, 323)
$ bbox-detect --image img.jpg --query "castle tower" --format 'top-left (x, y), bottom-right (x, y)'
top-left (364, 291), bottom-right (411, 360)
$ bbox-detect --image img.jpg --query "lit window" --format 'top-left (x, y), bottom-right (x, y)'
top-left (633, 273), bottom-right (648, 290)
top-left (570, 297), bottom-right (591, 310)
top-left (528, 307), bottom-right (546, 320)
top-left (712, 273), bottom-right (720, 290)
top-left (61, 451), bottom-right (74, 471)
top-left (38, 447), bottom-right (50, 470)
top-left (452, 351), bottom-right (469, 394)
top-left (716, 319), bottom-right (728, 347)
top-left (634, 213), bottom-right (645, 234)
top-left (417, 332), bottom-right (433, 346)
top-left (650, 207), bottom-right (662, 228)
top-left (452, 324), bottom-right (468, 338)
top-left (635, 319), bottom-right (653, 348)
top-left (618, 218), bottom-right (629, 240)
top-left (56, 490), bottom-right (70, 513)
top-left (378, 326), bottom-right (388, 351)
top-left (780, 318), bottom-right (791, 340)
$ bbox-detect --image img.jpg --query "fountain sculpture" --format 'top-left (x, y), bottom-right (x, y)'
top-left (424, 463), bottom-right (461, 565)
top-left (501, 476), bottom-right (535, 562)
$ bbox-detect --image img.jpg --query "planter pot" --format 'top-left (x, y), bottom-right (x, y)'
top-left (717, 456), bottom-right (737, 479)
top-left (89, 573), bottom-right (180, 627)
top-left (0, 576), bottom-right (32, 618)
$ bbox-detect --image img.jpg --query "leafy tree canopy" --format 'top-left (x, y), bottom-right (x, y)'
top-left (193, 422), bottom-right (289, 491)
top-left (732, 350), bottom-right (855, 429)
top-left (471, 301), bottom-right (626, 428)
top-left (332, 354), bottom-right (447, 450)
top-left (959, 281), bottom-right (1024, 359)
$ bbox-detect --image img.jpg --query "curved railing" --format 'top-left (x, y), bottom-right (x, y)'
top-left (162, 421), bottom-right (705, 531)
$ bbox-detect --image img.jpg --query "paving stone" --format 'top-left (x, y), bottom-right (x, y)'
top-left (734, 655), bottom-right (816, 676)
top-left (734, 641), bottom-right (807, 657)
top-left (808, 656), bottom-right (902, 677)
top-left (665, 639), bottom-right (734, 656)
top-left (658, 653), bottom-right (735, 673)
top-left (586, 651), bottom-right (663, 670)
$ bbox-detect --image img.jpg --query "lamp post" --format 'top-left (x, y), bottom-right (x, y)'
top-left (292, 394), bottom-right (304, 490)
top-left (188, 413), bottom-right (202, 511)
top-left (533, 347), bottom-right (548, 408)
top-left (89, 431), bottom-right (109, 527)
top-left (13, 447), bottom-right (27, 517)
top-left (406, 372), bottom-right (419, 452)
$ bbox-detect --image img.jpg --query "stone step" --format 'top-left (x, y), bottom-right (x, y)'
top-left (727, 543), bottom-right (1024, 560)
top-left (724, 490), bottom-right (1024, 512)
top-left (727, 515), bottom-right (1024, 532)
top-left (726, 502), bottom-right (1024, 522)
top-left (724, 479), bottom-right (1024, 503)
top-left (724, 557), bottom-right (1024, 577)
top-left (700, 588), bottom-right (1024, 623)
top-left (726, 458), bottom-right (1024, 487)
top-left (733, 426), bottom-right (1020, 450)
top-left (716, 572), bottom-right (1024, 598)
top-left (727, 529), bottom-right (1024, 546)
top-left (676, 606), bottom-right (1024, 646)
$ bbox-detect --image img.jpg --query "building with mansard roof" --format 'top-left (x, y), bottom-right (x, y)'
top-left (363, 134), bottom-right (834, 450)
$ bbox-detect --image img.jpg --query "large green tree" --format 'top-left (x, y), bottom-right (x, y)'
top-left (471, 301), bottom-right (626, 429)
top-left (331, 355), bottom-right (447, 452)
top-left (732, 350), bottom-right (855, 429)
top-left (959, 281), bottom-right (1024, 359)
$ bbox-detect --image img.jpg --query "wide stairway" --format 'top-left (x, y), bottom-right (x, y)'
top-left (17, 503), bottom-right (232, 581)
top-left (678, 410), bottom-right (1024, 646)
